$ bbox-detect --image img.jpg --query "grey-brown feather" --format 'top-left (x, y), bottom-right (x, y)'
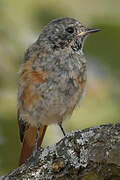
top-left (18, 109), bottom-right (26, 142)
top-left (18, 17), bottom-right (87, 130)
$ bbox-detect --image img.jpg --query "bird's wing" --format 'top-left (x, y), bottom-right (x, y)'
top-left (18, 53), bottom-right (48, 166)
top-left (17, 109), bottom-right (27, 142)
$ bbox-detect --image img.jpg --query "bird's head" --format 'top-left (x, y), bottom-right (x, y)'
top-left (38, 17), bottom-right (101, 53)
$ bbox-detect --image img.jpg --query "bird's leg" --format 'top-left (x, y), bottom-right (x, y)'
top-left (58, 122), bottom-right (66, 136)
top-left (32, 124), bottom-right (41, 157)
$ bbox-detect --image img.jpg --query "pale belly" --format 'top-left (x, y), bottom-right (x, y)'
top-left (37, 78), bottom-right (86, 125)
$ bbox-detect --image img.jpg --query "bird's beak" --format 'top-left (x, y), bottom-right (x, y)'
top-left (78, 28), bottom-right (101, 36)
top-left (85, 28), bottom-right (101, 34)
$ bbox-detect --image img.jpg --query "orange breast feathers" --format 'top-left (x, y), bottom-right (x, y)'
top-left (20, 59), bottom-right (48, 110)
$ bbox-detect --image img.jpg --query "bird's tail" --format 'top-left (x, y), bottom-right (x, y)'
top-left (19, 124), bottom-right (47, 166)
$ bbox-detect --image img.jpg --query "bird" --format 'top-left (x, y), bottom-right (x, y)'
top-left (17, 17), bottom-right (100, 166)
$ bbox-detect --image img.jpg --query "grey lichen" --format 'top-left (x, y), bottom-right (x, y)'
top-left (2, 123), bottom-right (120, 180)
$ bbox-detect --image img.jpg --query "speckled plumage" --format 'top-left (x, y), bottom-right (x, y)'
top-left (18, 17), bottom-right (100, 165)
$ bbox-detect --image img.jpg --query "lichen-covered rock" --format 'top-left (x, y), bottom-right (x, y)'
top-left (2, 123), bottom-right (120, 179)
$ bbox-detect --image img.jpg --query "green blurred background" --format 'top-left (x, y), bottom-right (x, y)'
top-left (0, 0), bottom-right (120, 176)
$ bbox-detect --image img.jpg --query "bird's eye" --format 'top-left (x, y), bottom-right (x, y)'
top-left (66, 27), bottom-right (74, 34)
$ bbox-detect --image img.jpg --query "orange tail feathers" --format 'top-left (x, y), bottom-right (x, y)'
top-left (19, 124), bottom-right (47, 166)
